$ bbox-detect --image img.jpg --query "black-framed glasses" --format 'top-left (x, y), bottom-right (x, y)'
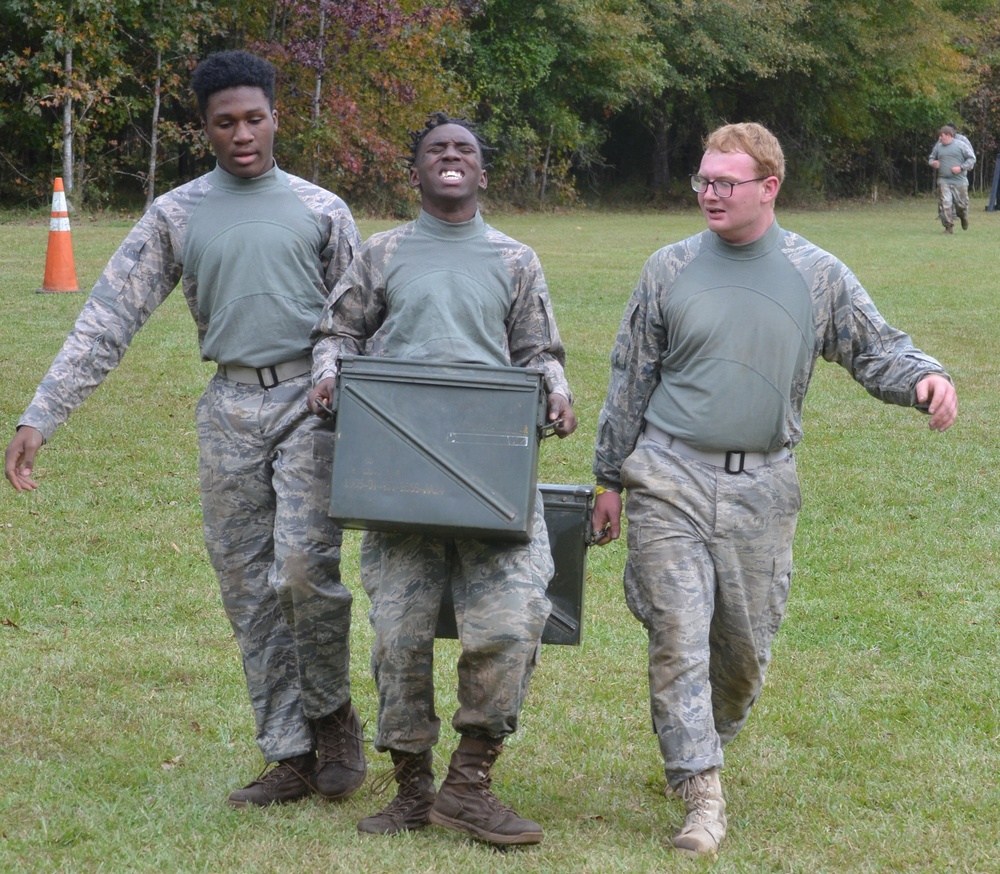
top-left (690, 174), bottom-right (768, 198)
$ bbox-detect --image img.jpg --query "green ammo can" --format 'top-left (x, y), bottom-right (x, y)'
top-left (328, 356), bottom-right (547, 542)
top-left (435, 483), bottom-right (593, 646)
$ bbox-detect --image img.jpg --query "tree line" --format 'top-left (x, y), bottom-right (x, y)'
top-left (1, 0), bottom-right (998, 214)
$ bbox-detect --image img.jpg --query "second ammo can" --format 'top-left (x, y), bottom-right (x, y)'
top-left (435, 483), bottom-right (593, 645)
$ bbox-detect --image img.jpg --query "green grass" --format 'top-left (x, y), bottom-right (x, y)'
top-left (1, 198), bottom-right (998, 873)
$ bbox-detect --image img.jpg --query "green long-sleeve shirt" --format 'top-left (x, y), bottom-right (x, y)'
top-left (313, 210), bottom-right (571, 401)
top-left (594, 221), bottom-right (950, 490)
top-left (20, 164), bottom-right (359, 441)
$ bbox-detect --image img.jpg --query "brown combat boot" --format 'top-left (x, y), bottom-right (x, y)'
top-left (313, 699), bottom-right (367, 799)
top-left (357, 749), bottom-right (436, 835)
top-left (227, 752), bottom-right (315, 808)
top-left (670, 767), bottom-right (728, 857)
top-left (428, 735), bottom-right (542, 846)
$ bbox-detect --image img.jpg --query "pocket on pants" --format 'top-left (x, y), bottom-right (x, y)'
top-left (752, 547), bottom-right (793, 642)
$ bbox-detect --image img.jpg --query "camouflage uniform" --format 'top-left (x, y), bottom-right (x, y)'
top-left (359, 490), bottom-right (554, 752)
top-left (18, 166), bottom-right (360, 762)
top-left (313, 210), bottom-right (571, 753)
top-left (928, 137), bottom-right (975, 231)
top-left (593, 222), bottom-right (951, 787)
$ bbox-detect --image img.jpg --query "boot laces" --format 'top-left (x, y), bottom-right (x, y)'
top-left (472, 757), bottom-right (518, 815)
top-left (252, 758), bottom-right (310, 789)
top-left (675, 772), bottom-right (711, 803)
top-left (675, 772), bottom-right (725, 839)
top-left (316, 708), bottom-right (363, 766)
top-left (369, 757), bottom-right (421, 796)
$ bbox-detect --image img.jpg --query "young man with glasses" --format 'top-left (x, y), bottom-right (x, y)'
top-left (589, 122), bottom-right (957, 858)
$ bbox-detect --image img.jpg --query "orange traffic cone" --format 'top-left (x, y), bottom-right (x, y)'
top-left (37, 177), bottom-right (82, 293)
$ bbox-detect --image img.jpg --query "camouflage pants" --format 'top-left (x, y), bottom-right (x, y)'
top-left (620, 436), bottom-right (800, 788)
top-left (196, 373), bottom-right (352, 762)
top-left (360, 490), bottom-right (553, 753)
top-left (937, 182), bottom-right (969, 229)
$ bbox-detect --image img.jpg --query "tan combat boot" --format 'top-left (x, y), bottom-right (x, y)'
top-left (358, 749), bottom-right (436, 835)
top-left (670, 767), bottom-right (727, 857)
top-left (428, 735), bottom-right (543, 846)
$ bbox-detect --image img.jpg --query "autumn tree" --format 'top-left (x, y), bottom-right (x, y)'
top-left (253, 0), bottom-right (470, 214)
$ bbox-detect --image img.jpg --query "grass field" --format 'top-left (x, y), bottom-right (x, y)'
top-left (1, 198), bottom-right (998, 873)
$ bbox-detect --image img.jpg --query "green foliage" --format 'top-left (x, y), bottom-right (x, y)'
top-left (460, 0), bottom-right (667, 205)
top-left (603, 0), bottom-right (977, 200)
top-left (0, 0), bottom-right (998, 209)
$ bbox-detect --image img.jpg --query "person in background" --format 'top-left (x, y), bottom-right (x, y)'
top-left (929, 124), bottom-right (976, 233)
top-left (308, 112), bottom-right (576, 847)
top-left (590, 121), bottom-right (957, 858)
top-left (945, 121), bottom-right (974, 154)
top-left (4, 50), bottom-right (367, 809)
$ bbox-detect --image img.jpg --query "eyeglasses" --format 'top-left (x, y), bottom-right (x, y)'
top-left (690, 175), bottom-right (768, 198)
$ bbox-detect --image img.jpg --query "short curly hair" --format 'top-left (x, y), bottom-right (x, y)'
top-left (406, 112), bottom-right (494, 169)
top-left (704, 122), bottom-right (785, 184)
top-left (191, 50), bottom-right (276, 119)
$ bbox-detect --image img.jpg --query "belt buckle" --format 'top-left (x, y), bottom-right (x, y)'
top-left (724, 450), bottom-right (745, 475)
top-left (257, 366), bottom-right (280, 389)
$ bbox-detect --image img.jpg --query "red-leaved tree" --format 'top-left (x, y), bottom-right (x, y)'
top-left (255, 0), bottom-right (470, 214)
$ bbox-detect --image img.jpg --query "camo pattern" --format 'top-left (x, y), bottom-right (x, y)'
top-left (311, 213), bottom-right (572, 401)
top-left (593, 224), bottom-right (950, 491)
top-left (359, 489), bottom-right (554, 753)
top-left (620, 436), bottom-right (800, 787)
top-left (594, 222), bottom-right (952, 788)
top-left (197, 374), bottom-right (352, 761)
top-left (19, 167), bottom-right (359, 442)
top-left (936, 182), bottom-right (970, 231)
top-left (16, 165), bottom-right (361, 762)
top-left (312, 210), bottom-right (569, 753)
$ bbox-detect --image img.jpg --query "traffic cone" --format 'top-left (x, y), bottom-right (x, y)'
top-left (37, 177), bottom-right (81, 293)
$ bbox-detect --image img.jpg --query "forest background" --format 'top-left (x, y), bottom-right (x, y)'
top-left (2, 0), bottom-right (1000, 216)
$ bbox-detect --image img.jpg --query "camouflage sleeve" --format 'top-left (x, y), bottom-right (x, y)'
top-left (311, 232), bottom-right (393, 382)
top-left (284, 174), bottom-right (361, 292)
top-left (593, 242), bottom-right (688, 490)
top-left (960, 141), bottom-right (976, 171)
top-left (18, 202), bottom-right (185, 442)
top-left (806, 243), bottom-right (951, 407)
top-left (322, 207), bottom-right (361, 291)
top-left (492, 232), bottom-right (572, 402)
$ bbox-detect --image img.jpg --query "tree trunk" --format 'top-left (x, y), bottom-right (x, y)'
top-left (145, 50), bottom-right (162, 211)
top-left (650, 100), bottom-right (670, 197)
top-left (311, 5), bottom-right (326, 184)
top-left (62, 43), bottom-right (74, 196)
top-left (540, 125), bottom-right (554, 201)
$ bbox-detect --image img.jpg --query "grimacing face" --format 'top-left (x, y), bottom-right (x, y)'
top-left (410, 123), bottom-right (487, 220)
